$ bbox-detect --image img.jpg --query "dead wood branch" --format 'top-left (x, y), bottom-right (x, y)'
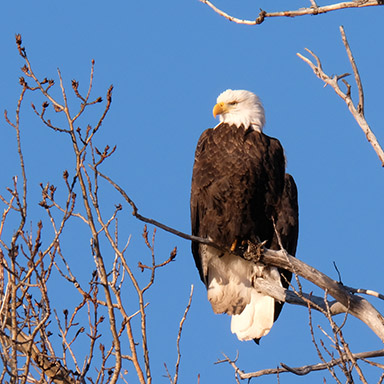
top-left (200, 0), bottom-right (383, 26)
top-left (217, 349), bottom-right (384, 380)
top-left (262, 248), bottom-right (384, 342)
top-left (297, 26), bottom-right (384, 166)
top-left (253, 279), bottom-right (347, 315)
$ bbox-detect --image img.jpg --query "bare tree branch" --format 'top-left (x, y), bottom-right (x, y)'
top-left (173, 285), bottom-right (194, 384)
top-left (199, 0), bottom-right (383, 26)
top-left (217, 349), bottom-right (384, 380)
top-left (297, 26), bottom-right (384, 166)
top-left (262, 248), bottom-right (384, 342)
top-left (93, 167), bottom-right (384, 341)
top-left (0, 317), bottom-right (76, 384)
top-left (93, 167), bottom-right (217, 247)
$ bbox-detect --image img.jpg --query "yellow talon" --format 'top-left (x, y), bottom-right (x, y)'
top-left (230, 239), bottom-right (238, 252)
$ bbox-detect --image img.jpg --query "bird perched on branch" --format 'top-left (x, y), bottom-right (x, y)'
top-left (190, 89), bottom-right (298, 343)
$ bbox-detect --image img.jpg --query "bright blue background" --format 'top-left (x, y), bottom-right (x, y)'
top-left (1, 1), bottom-right (384, 382)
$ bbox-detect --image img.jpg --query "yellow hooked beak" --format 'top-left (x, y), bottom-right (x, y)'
top-left (212, 102), bottom-right (228, 118)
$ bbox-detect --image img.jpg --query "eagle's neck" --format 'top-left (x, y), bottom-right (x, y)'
top-left (218, 106), bottom-right (265, 132)
top-left (214, 122), bottom-right (263, 133)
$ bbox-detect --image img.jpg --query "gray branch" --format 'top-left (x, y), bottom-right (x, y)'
top-left (297, 26), bottom-right (384, 166)
top-left (219, 349), bottom-right (384, 380)
top-left (261, 249), bottom-right (384, 342)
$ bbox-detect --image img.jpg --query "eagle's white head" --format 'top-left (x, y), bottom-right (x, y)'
top-left (213, 89), bottom-right (266, 132)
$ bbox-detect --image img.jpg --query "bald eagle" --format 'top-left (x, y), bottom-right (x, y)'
top-left (190, 89), bottom-right (298, 343)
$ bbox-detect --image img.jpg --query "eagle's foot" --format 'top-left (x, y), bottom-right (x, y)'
top-left (243, 240), bottom-right (266, 263)
top-left (230, 239), bottom-right (238, 252)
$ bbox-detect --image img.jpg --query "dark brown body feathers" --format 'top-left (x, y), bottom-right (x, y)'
top-left (191, 122), bottom-right (298, 324)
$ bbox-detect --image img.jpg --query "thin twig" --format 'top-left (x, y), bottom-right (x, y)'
top-left (340, 26), bottom-right (364, 114)
top-left (173, 285), bottom-right (194, 384)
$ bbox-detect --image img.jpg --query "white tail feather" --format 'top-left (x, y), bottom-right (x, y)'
top-left (231, 290), bottom-right (275, 340)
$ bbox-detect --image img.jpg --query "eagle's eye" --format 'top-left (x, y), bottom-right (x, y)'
top-left (228, 101), bottom-right (238, 106)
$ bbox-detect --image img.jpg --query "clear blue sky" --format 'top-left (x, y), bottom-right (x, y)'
top-left (1, 1), bottom-right (384, 383)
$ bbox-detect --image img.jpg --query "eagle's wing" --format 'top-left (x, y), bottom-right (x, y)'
top-left (190, 128), bottom-right (212, 283)
top-left (271, 173), bottom-right (299, 321)
top-left (273, 173), bottom-right (299, 257)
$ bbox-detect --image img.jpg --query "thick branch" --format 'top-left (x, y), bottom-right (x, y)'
top-left (252, 279), bottom-right (347, 316)
top-left (262, 249), bottom-right (384, 341)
